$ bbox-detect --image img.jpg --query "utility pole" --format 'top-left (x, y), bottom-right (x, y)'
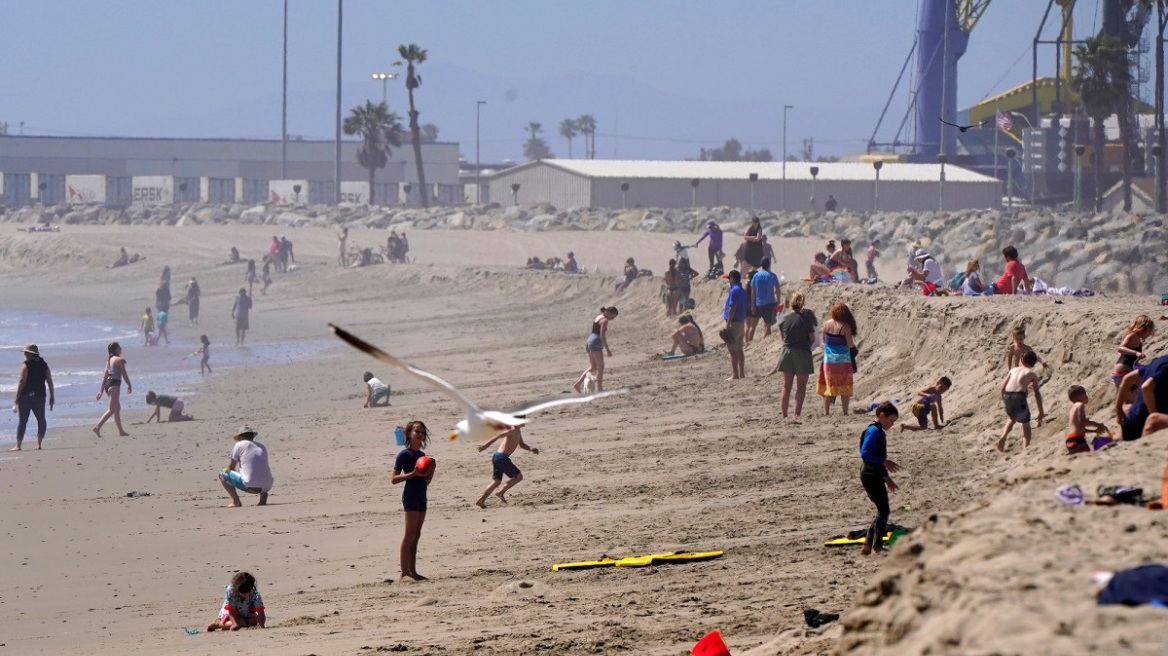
top-left (333, 0), bottom-right (342, 205)
top-left (281, 0), bottom-right (288, 179)
top-left (782, 104), bottom-right (793, 211)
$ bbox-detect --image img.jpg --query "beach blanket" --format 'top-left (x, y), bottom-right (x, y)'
top-left (816, 333), bottom-right (853, 397)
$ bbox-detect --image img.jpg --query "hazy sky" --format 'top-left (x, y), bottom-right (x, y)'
top-left (0, 1), bottom-right (1126, 162)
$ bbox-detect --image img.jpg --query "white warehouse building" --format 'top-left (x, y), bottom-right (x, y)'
top-left (486, 159), bottom-right (1002, 212)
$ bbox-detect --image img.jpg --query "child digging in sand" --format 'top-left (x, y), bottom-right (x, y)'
top-left (900, 377), bottom-right (951, 432)
top-left (206, 571), bottom-right (265, 631)
top-left (860, 401), bottom-right (900, 556)
top-left (475, 427), bottom-right (539, 508)
top-left (997, 351), bottom-right (1045, 452)
top-left (144, 390), bottom-right (193, 423)
top-left (363, 371), bottom-right (390, 408)
top-left (1066, 385), bottom-right (1107, 454)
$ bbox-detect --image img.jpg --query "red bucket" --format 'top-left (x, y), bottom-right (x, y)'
top-left (692, 630), bottom-right (731, 656)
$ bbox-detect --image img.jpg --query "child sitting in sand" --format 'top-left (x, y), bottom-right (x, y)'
top-left (900, 376), bottom-right (951, 432)
top-left (997, 351), bottom-right (1045, 452)
top-left (144, 391), bottom-right (193, 423)
top-left (809, 253), bottom-right (832, 279)
top-left (476, 427), bottom-right (539, 508)
top-left (363, 371), bottom-right (390, 408)
top-left (859, 401), bottom-right (901, 556)
top-left (1113, 314), bottom-right (1154, 384)
top-left (206, 571), bottom-right (265, 631)
top-left (1066, 385), bottom-right (1107, 454)
top-left (666, 314), bottom-right (705, 355)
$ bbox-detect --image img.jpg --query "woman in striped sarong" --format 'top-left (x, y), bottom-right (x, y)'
top-left (817, 303), bottom-right (857, 415)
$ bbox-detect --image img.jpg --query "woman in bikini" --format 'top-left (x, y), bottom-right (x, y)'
top-left (1113, 315), bottom-right (1155, 384)
top-left (94, 341), bottom-right (132, 437)
top-left (574, 307), bottom-right (618, 393)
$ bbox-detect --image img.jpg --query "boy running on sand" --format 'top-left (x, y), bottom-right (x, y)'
top-left (1005, 325), bottom-right (1045, 369)
top-left (1066, 385), bottom-right (1106, 454)
top-left (900, 377), bottom-right (951, 432)
top-left (475, 427), bottom-right (539, 508)
top-left (865, 239), bottom-right (881, 280)
top-left (860, 402), bottom-right (900, 556)
top-left (997, 351), bottom-right (1045, 451)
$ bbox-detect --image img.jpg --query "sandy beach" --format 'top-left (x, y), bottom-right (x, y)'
top-left (1, 222), bottom-right (1165, 655)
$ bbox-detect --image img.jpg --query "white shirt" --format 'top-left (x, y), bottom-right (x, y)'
top-left (368, 377), bottom-right (389, 396)
top-left (232, 439), bottom-right (274, 491)
top-left (920, 258), bottom-right (943, 285)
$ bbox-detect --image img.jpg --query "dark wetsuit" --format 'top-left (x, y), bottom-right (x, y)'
top-left (395, 448), bottom-right (429, 511)
top-left (859, 421), bottom-right (891, 551)
top-left (17, 357), bottom-right (50, 442)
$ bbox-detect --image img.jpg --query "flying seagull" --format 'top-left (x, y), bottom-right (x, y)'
top-left (330, 324), bottom-right (627, 443)
top-left (939, 117), bottom-right (991, 133)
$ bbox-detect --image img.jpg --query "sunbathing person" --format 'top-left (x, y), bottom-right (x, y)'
top-left (666, 315), bottom-right (705, 355)
top-left (809, 253), bottom-right (832, 279)
top-left (110, 248), bottom-right (130, 268)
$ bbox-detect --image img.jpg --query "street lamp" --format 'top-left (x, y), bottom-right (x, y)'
top-left (371, 72), bottom-right (397, 104)
top-left (782, 104), bottom-right (793, 211)
top-left (809, 166), bottom-right (819, 211)
top-left (1008, 111), bottom-right (1033, 128)
top-left (872, 161), bottom-right (883, 211)
top-left (476, 100), bottom-right (487, 204)
top-left (690, 178), bottom-right (700, 207)
top-left (1005, 148), bottom-right (1017, 211)
top-left (1153, 141), bottom-right (1163, 213)
top-left (748, 173), bottom-right (758, 210)
top-left (620, 182), bottom-right (630, 209)
top-left (1074, 144), bottom-right (1086, 211)
top-left (937, 153), bottom-right (947, 212)
top-left (511, 182), bottom-right (520, 206)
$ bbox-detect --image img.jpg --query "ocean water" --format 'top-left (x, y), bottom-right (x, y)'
top-left (0, 310), bottom-right (335, 449)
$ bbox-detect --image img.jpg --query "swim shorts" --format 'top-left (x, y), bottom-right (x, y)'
top-left (492, 452), bottom-right (521, 480)
top-left (726, 321), bottom-right (745, 351)
top-left (1066, 432), bottom-right (1090, 454)
top-left (219, 469), bottom-right (264, 494)
top-left (756, 303), bottom-right (777, 326)
top-left (1002, 391), bottom-right (1031, 423)
top-left (402, 485), bottom-right (427, 512)
top-left (167, 399), bottom-right (185, 421)
top-left (911, 401), bottom-right (930, 429)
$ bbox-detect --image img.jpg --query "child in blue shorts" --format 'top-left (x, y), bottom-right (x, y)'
top-left (475, 427), bottom-right (539, 508)
top-left (392, 420), bottom-right (435, 581)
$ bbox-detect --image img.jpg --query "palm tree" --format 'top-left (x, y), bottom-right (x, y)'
top-left (526, 121), bottom-right (543, 141)
top-left (559, 118), bottom-right (577, 158)
top-left (395, 43), bottom-right (430, 207)
top-left (1071, 34), bottom-right (1128, 212)
top-left (342, 101), bottom-right (403, 205)
top-left (576, 114), bottom-right (597, 159)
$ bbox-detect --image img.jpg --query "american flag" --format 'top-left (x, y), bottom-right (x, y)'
top-left (995, 110), bottom-right (1013, 131)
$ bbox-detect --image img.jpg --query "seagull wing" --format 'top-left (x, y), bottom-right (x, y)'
top-left (938, 117), bottom-right (960, 128)
top-left (330, 324), bottom-right (481, 413)
top-left (503, 389), bottom-right (628, 416)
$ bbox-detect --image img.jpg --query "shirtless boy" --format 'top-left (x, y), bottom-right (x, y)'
top-left (997, 351), bottom-right (1045, 451)
top-left (1065, 385), bottom-right (1106, 454)
top-left (475, 427), bottom-right (539, 508)
top-left (1005, 325), bottom-right (1044, 369)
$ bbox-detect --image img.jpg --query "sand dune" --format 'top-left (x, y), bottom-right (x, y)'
top-left (0, 223), bottom-right (1163, 655)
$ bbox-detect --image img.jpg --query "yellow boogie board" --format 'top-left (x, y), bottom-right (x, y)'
top-left (553, 550), bottom-right (723, 571)
top-left (823, 525), bottom-right (910, 547)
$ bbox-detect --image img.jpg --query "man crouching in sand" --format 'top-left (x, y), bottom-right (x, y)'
top-left (218, 425), bottom-right (274, 507)
top-left (475, 427), bottom-right (539, 508)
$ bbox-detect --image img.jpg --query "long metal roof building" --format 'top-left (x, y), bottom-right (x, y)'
top-left (487, 159), bottom-right (1002, 212)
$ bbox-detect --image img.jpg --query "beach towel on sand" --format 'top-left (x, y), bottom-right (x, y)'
top-left (1097, 564), bottom-right (1168, 606)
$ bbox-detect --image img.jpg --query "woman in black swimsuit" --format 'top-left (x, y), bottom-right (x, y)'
top-left (94, 342), bottom-right (132, 438)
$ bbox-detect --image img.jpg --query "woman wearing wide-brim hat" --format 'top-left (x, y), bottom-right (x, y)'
top-left (11, 344), bottom-right (55, 451)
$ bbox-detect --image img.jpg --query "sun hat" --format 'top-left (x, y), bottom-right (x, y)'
top-left (22, 344), bottom-right (40, 356)
top-left (234, 425), bottom-right (258, 438)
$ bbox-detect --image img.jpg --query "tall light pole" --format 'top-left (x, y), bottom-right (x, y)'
top-left (937, 153), bottom-right (947, 211)
top-left (371, 72), bottom-right (397, 103)
top-left (476, 100), bottom-right (487, 204)
top-left (1074, 144), bottom-right (1085, 211)
top-left (281, 0), bottom-right (288, 179)
top-left (1005, 147), bottom-right (1016, 211)
top-left (748, 172), bottom-right (758, 210)
top-left (810, 166), bottom-right (819, 211)
top-left (333, 0), bottom-right (343, 205)
top-left (872, 160), bottom-right (883, 211)
top-left (782, 104), bottom-right (793, 211)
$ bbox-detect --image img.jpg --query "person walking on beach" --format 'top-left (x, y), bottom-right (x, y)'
top-left (245, 260), bottom-right (258, 296)
top-left (475, 427), bottom-right (539, 508)
top-left (742, 216), bottom-right (765, 270)
top-left (817, 303), bottom-right (858, 415)
top-left (197, 334), bottom-right (212, 375)
top-left (218, 425), bottom-right (274, 507)
top-left (141, 307), bottom-right (156, 347)
top-left (865, 239), bottom-right (881, 281)
top-left (10, 345), bottom-right (54, 451)
top-left (997, 351), bottom-right (1045, 451)
top-left (94, 342), bottom-right (132, 438)
top-left (232, 288), bottom-right (252, 346)
top-left (392, 420), bottom-right (435, 581)
top-left (186, 277), bottom-right (201, 324)
top-left (155, 278), bottom-right (171, 314)
top-left (574, 306), bottom-right (618, 393)
top-left (859, 402), bottom-right (900, 556)
top-left (749, 257), bottom-right (780, 341)
top-left (767, 293), bottom-right (817, 418)
top-left (723, 270), bottom-right (747, 380)
top-left (694, 220), bottom-right (724, 276)
top-left (338, 227), bottom-right (349, 267)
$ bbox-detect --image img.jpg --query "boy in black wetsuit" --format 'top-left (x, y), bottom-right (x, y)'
top-left (860, 402), bottom-right (901, 556)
